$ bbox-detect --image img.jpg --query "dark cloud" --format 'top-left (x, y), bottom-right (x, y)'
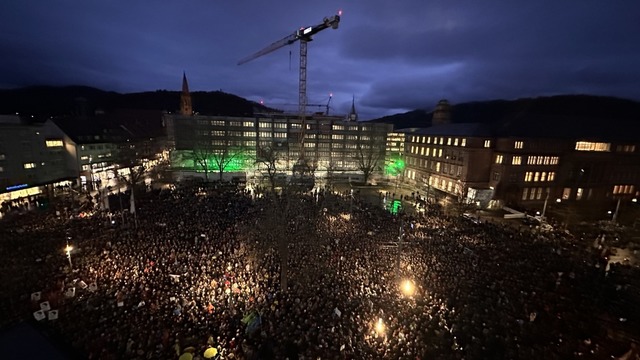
top-left (1, 1), bottom-right (640, 120)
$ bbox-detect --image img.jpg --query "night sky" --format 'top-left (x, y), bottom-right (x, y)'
top-left (1, 1), bottom-right (640, 120)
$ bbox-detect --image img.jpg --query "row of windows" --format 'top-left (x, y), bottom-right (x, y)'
top-left (495, 155), bottom-right (559, 165)
top-left (616, 145), bottom-right (636, 153)
top-left (522, 187), bottom-right (550, 201)
top-left (575, 141), bottom-right (610, 152)
top-left (409, 136), bottom-right (467, 147)
top-left (613, 185), bottom-right (635, 195)
top-left (45, 139), bottom-right (64, 148)
top-left (527, 156), bottom-right (559, 165)
top-left (524, 171), bottom-right (556, 182)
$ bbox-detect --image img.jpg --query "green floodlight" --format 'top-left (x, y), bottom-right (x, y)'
top-left (385, 157), bottom-right (406, 176)
top-left (390, 199), bottom-right (402, 215)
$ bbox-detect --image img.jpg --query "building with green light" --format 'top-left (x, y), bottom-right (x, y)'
top-left (164, 113), bottom-right (393, 183)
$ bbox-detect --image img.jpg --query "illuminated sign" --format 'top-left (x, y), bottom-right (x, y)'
top-left (6, 184), bottom-right (28, 191)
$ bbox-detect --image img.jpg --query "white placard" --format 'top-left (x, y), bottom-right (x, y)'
top-left (48, 310), bottom-right (59, 320)
top-left (31, 292), bottom-right (41, 302)
top-left (40, 301), bottom-right (51, 312)
top-left (33, 310), bottom-right (45, 321)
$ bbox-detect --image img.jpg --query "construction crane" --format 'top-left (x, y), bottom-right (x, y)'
top-left (238, 12), bottom-right (341, 167)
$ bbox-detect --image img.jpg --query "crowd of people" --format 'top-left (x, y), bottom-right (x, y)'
top-left (0, 183), bottom-right (638, 359)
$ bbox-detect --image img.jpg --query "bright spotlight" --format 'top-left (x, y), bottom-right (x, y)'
top-left (401, 279), bottom-right (415, 297)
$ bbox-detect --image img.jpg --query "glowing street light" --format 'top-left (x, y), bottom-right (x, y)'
top-left (375, 318), bottom-right (385, 336)
top-left (400, 279), bottom-right (415, 297)
top-left (64, 244), bottom-right (73, 269)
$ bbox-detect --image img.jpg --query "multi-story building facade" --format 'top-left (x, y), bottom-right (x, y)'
top-left (164, 113), bottom-right (392, 183)
top-left (0, 116), bottom-right (77, 205)
top-left (402, 123), bottom-right (494, 204)
top-left (396, 118), bottom-right (640, 215)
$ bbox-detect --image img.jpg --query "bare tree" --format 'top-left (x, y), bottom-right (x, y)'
top-left (354, 143), bottom-right (383, 184)
top-left (210, 147), bottom-right (246, 181)
top-left (256, 145), bottom-right (280, 192)
top-left (187, 145), bottom-right (216, 182)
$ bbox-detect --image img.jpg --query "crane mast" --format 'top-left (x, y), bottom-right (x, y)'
top-left (238, 12), bottom-right (341, 167)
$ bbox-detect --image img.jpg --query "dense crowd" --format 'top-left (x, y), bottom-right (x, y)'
top-left (0, 184), bottom-right (638, 359)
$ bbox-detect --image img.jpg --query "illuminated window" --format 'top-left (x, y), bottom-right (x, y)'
top-left (332, 134), bottom-right (344, 140)
top-left (211, 120), bottom-right (225, 126)
top-left (551, 157), bottom-right (559, 165)
top-left (304, 142), bottom-right (316, 148)
top-left (426, 137), bottom-right (431, 144)
top-left (576, 188), bottom-right (584, 200)
top-left (211, 130), bottom-right (225, 136)
top-left (454, 138), bottom-right (459, 146)
top-left (484, 140), bottom-right (491, 148)
top-left (522, 188), bottom-right (528, 200)
top-left (512, 156), bottom-right (521, 165)
top-left (436, 162), bottom-right (441, 172)
top-left (613, 185), bottom-right (635, 195)
top-left (243, 121), bottom-right (254, 127)
top-left (562, 188), bottom-right (571, 200)
top-left (420, 147), bottom-right (425, 156)
top-left (229, 121), bottom-right (241, 127)
top-left (514, 141), bottom-right (524, 149)
top-left (534, 172), bottom-right (540, 182)
top-left (439, 137), bottom-right (444, 145)
top-left (0, 166), bottom-right (3, 172)
top-left (259, 122), bottom-right (271, 128)
top-left (332, 125), bottom-right (344, 131)
top-left (438, 149), bottom-right (443, 157)
top-left (243, 131), bottom-right (256, 137)
top-left (425, 148), bottom-right (430, 156)
top-left (80, 156), bottom-right (89, 161)
top-left (291, 123), bottom-right (301, 129)
top-left (45, 139), bottom-right (63, 147)
top-left (274, 123), bottom-right (287, 129)
top-left (536, 188), bottom-right (543, 200)
top-left (447, 138), bottom-right (452, 146)
top-left (274, 133), bottom-right (286, 138)
top-left (541, 172), bottom-right (547, 182)
top-left (24, 162), bottom-right (36, 169)
top-left (245, 141), bottom-right (256, 147)
top-left (575, 141), bottom-right (610, 152)
top-left (548, 172), bottom-right (555, 181)
top-left (259, 132), bottom-right (271, 138)
top-left (524, 172), bottom-right (533, 182)
top-left (495, 155), bottom-right (504, 164)
top-left (461, 138), bottom-right (467, 147)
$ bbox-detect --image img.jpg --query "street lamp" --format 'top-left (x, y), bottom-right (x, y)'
top-left (375, 318), bottom-right (385, 337)
top-left (64, 244), bottom-right (73, 269)
top-left (400, 279), bottom-right (415, 297)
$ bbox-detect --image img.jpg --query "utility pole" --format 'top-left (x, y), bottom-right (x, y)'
top-left (612, 197), bottom-right (621, 223)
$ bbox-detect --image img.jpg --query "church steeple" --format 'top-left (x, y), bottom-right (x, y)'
top-left (180, 72), bottom-right (193, 116)
top-left (348, 95), bottom-right (358, 121)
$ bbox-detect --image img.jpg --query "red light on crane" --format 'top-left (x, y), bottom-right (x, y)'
top-left (338, 9), bottom-right (343, 16)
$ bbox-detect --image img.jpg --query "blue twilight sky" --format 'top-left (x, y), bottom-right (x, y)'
top-left (1, 1), bottom-right (640, 120)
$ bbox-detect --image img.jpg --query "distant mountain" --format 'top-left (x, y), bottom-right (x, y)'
top-left (0, 86), bottom-right (274, 120)
top-left (369, 95), bottom-right (640, 140)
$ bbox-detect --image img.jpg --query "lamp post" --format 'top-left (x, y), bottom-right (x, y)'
top-left (64, 243), bottom-right (73, 269)
top-left (541, 189), bottom-right (550, 221)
